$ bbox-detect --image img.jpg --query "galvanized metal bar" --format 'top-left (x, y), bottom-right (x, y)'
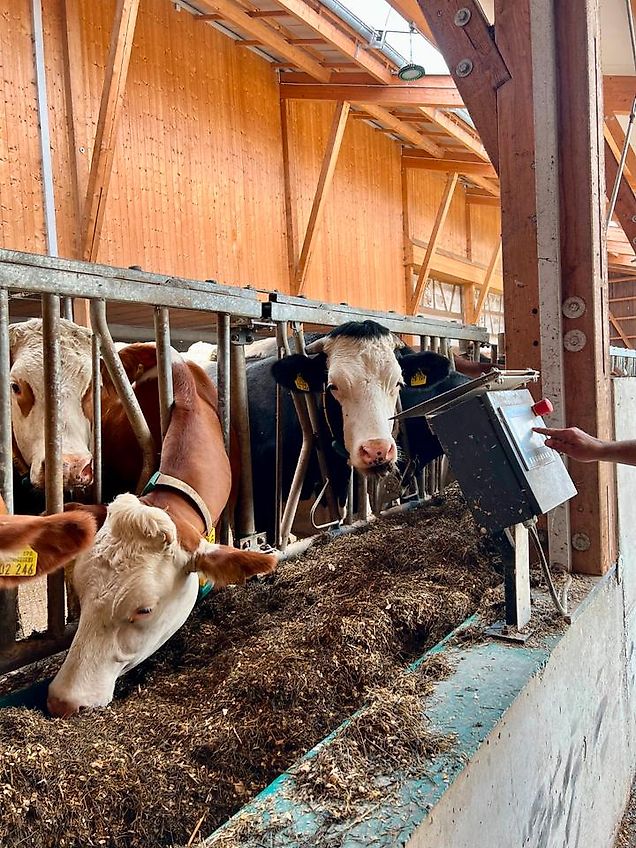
top-left (279, 396), bottom-right (313, 549)
top-left (0, 288), bottom-right (18, 646)
top-left (31, 0), bottom-right (59, 258)
top-left (42, 294), bottom-right (65, 638)
top-left (267, 292), bottom-right (488, 342)
top-left (344, 468), bottom-right (355, 525)
top-left (356, 472), bottom-right (369, 522)
top-left (274, 323), bottom-right (289, 547)
top-left (420, 335), bottom-right (430, 351)
top-left (230, 340), bottom-right (256, 540)
top-left (439, 336), bottom-right (449, 357)
top-left (90, 299), bottom-right (155, 494)
top-left (92, 332), bottom-right (102, 504)
top-left (0, 250), bottom-right (262, 317)
top-left (217, 313), bottom-right (231, 545)
top-left (0, 290), bottom-right (13, 514)
top-left (153, 306), bottom-right (174, 440)
top-left (61, 298), bottom-right (74, 320)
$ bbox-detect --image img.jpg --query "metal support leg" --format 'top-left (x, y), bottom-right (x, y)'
top-left (42, 294), bottom-right (65, 637)
top-left (279, 395), bottom-right (314, 549)
top-left (217, 313), bottom-right (231, 545)
top-left (61, 298), bottom-right (73, 321)
top-left (356, 472), bottom-right (369, 522)
top-left (0, 289), bottom-right (17, 646)
top-left (92, 333), bottom-right (102, 504)
top-left (90, 299), bottom-right (155, 494)
top-left (153, 306), bottom-right (174, 441)
top-left (230, 340), bottom-right (256, 541)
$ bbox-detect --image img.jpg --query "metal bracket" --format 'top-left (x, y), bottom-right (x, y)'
top-left (485, 620), bottom-right (531, 643)
top-left (237, 532), bottom-right (270, 552)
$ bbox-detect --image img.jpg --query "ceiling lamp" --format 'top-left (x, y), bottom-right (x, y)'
top-left (398, 24), bottom-right (426, 81)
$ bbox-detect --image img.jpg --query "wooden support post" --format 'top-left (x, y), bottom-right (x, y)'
top-left (474, 242), bottom-right (502, 321)
top-left (82, 0), bottom-right (140, 263)
top-left (463, 284), bottom-right (475, 324)
top-left (294, 101), bottom-right (350, 295)
top-left (280, 98), bottom-right (297, 291)
top-left (410, 172), bottom-right (458, 312)
top-left (401, 161), bottom-right (415, 315)
top-left (554, 0), bottom-right (615, 573)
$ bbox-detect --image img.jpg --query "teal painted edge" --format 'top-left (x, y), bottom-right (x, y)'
top-left (204, 606), bottom-right (574, 847)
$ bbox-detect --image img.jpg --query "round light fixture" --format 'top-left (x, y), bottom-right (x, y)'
top-left (398, 62), bottom-right (426, 81)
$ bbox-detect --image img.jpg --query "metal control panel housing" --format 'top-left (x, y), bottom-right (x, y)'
top-left (427, 389), bottom-right (577, 532)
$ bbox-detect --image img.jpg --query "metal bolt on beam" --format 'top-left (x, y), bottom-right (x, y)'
top-left (456, 59), bottom-right (474, 78)
top-left (562, 296), bottom-right (586, 319)
top-left (454, 8), bottom-right (471, 26)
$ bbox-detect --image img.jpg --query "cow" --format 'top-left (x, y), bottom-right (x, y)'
top-left (9, 319), bottom-right (94, 510)
top-left (42, 345), bottom-right (275, 717)
top-left (209, 320), bottom-right (470, 542)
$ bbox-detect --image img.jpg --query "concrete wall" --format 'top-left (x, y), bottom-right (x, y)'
top-left (410, 377), bottom-right (636, 848)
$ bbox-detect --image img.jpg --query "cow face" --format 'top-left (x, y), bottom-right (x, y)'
top-left (272, 322), bottom-right (452, 475)
top-left (9, 319), bottom-right (94, 492)
top-left (47, 494), bottom-right (275, 716)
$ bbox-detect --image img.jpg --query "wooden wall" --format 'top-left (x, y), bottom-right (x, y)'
top-left (0, 0), bottom-right (501, 317)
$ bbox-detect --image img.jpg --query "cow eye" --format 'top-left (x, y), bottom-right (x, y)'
top-left (130, 606), bottom-right (153, 621)
top-left (327, 383), bottom-right (338, 392)
top-left (10, 382), bottom-right (21, 395)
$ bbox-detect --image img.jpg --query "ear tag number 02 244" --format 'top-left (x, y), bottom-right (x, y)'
top-left (0, 547), bottom-right (38, 577)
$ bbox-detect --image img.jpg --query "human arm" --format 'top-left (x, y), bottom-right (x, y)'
top-left (533, 426), bottom-right (636, 466)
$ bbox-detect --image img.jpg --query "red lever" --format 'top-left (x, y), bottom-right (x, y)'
top-left (532, 398), bottom-right (553, 417)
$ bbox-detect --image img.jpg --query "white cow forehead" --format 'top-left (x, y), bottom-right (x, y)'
top-left (324, 334), bottom-right (402, 384)
top-left (75, 495), bottom-right (186, 606)
top-left (10, 318), bottom-right (92, 389)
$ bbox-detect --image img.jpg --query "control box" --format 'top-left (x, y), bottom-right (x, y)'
top-left (426, 388), bottom-right (577, 532)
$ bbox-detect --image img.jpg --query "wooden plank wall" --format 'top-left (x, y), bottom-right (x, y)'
top-left (0, 0), bottom-right (501, 315)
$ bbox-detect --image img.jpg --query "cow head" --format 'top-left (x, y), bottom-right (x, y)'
top-left (271, 321), bottom-right (451, 475)
top-left (46, 494), bottom-right (276, 716)
top-left (9, 319), bottom-right (93, 492)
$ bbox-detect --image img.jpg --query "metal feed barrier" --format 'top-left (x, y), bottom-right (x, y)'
top-left (0, 248), bottom-right (488, 676)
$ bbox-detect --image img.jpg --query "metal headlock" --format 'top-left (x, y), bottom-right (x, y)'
top-left (0, 248), bottom-right (489, 676)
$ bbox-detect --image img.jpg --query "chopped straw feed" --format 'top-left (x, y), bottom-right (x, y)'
top-left (0, 485), bottom-right (501, 848)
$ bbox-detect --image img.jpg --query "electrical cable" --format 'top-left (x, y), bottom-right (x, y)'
top-left (529, 523), bottom-right (571, 620)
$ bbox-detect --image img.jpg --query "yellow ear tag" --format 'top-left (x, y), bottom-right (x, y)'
top-left (205, 528), bottom-right (216, 544)
top-left (410, 369), bottom-right (428, 387)
top-left (294, 374), bottom-right (310, 392)
top-left (0, 547), bottom-right (38, 577)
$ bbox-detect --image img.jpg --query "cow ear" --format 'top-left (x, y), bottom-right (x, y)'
top-left (400, 351), bottom-right (451, 388)
top-left (191, 543), bottom-right (276, 589)
top-left (0, 511), bottom-right (97, 588)
top-left (271, 353), bottom-right (327, 393)
top-left (64, 502), bottom-right (108, 532)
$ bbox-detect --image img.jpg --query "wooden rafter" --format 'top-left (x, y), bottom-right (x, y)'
top-left (469, 175), bottom-right (500, 197)
top-left (279, 80), bottom-right (464, 107)
top-left (402, 154), bottom-right (496, 177)
top-left (197, 0), bottom-right (330, 82)
top-left (416, 2), bottom-right (511, 172)
top-left (82, 0), bottom-right (140, 262)
top-left (418, 106), bottom-right (489, 161)
top-left (605, 138), bottom-right (636, 255)
top-left (270, 0), bottom-right (392, 83)
top-left (605, 117), bottom-right (636, 189)
top-left (361, 104), bottom-right (443, 156)
top-left (295, 101), bottom-right (350, 294)
top-left (465, 191), bottom-right (501, 206)
top-left (474, 242), bottom-right (502, 320)
top-left (410, 171), bottom-right (459, 312)
top-left (604, 76), bottom-right (636, 115)
top-left (610, 312), bottom-right (633, 349)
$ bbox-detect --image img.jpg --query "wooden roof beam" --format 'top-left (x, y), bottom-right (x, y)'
top-left (605, 138), bottom-right (636, 256)
top-left (604, 76), bottom-right (636, 115)
top-left (402, 154), bottom-right (497, 177)
top-left (196, 0), bottom-right (331, 82)
top-left (279, 81), bottom-right (464, 107)
top-left (270, 0), bottom-right (393, 83)
top-left (416, 2), bottom-right (512, 172)
top-left (361, 104), bottom-right (443, 156)
top-left (418, 106), bottom-right (489, 161)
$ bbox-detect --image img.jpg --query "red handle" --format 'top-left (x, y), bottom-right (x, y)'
top-left (532, 398), bottom-right (553, 417)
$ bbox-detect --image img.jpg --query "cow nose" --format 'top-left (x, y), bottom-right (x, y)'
top-left (62, 455), bottom-right (93, 487)
top-left (47, 693), bottom-right (83, 718)
top-left (358, 439), bottom-right (395, 466)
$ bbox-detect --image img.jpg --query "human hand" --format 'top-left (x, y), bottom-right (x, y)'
top-left (532, 426), bottom-right (607, 462)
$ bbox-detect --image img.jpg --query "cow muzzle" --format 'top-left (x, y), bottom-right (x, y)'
top-left (47, 692), bottom-right (85, 718)
top-left (355, 439), bottom-right (396, 470)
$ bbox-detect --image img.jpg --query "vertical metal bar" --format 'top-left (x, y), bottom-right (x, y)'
top-left (230, 340), bottom-right (256, 539)
top-left (274, 323), bottom-right (288, 547)
top-left (344, 468), bottom-right (355, 525)
top-left (90, 300), bottom-right (155, 494)
top-left (0, 288), bottom-right (18, 646)
top-left (439, 336), bottom-right (449, 357)
top-left (356, 472), bottom-right (369, 522)
top-left (61, 298), bottom-right (74, 320)
top-left (279, 396), bottom-right (313, 549)
top-left (42, 294), bottom-right (65, 638)
top-left (31, 0), bottom-right (59, 258)
top-left (431, 336), bottom-right (440, 354)
top-left (216, 313), bottom-right (231, 545)
top-left (420, 335), bottom-right (430, 351)
top-left (153, 306), bottom-right (174, 440)
top-left (92, 331), bottom-right (102, 504)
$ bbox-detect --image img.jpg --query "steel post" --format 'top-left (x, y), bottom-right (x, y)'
top-left (217, 313), bottom-right (231, 545)
top-left (153, 306), bottom-right (174, 440)
top-left (91, 332), bottom-right (102, 504)
top-left (230, 340), bottom-right (256, 539)
top-left (0, 288), bottom-right (17, 646)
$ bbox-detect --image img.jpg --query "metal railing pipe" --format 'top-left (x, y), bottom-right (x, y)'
top-left (230, 340), bottom-right (256, 539)
top-left (153, 306), bottom-right (174, 440)
top-left (91, 332), bottom-right (102, 504)
top-left (0, 288), bottom-right (17, 646)
top-left (216, 313), bottom-right (231, 545)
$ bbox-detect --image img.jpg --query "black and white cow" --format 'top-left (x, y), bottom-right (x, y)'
top-left (212, 320), bottom-right (469, 542)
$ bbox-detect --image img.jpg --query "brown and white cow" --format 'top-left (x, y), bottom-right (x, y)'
top-left (9, 318), bottom-right (94, 492)
top-left (42, 346), bottom-right (275, 717)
